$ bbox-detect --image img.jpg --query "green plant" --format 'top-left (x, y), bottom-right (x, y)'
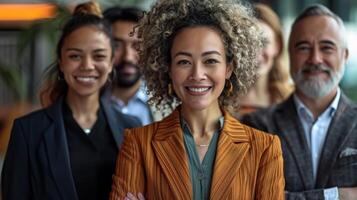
top-left (0, 62), bottom-right (26, 100)
top-left (0, 3), bottom-right (70, 102)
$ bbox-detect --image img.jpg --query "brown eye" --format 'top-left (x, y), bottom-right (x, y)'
top-left (114, 40), bottom-right (124, 50)
top-left (205, 59), bottom-right (219, 65)
top-left (177, 60), bottom-right (191, 65)
top-left (69, 54), bottom-right (81, 60)
top-left (94, 54), bottom-right (107, 61)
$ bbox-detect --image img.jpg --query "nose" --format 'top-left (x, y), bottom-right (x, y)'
top-left (189, 63), bottom-right (206, 81)
top-left (81, 56), bottom-right (95, 70)
top-left (123, 43), bottom-right (137, 63)
top-left (308, 47), bottom-right (323, 65)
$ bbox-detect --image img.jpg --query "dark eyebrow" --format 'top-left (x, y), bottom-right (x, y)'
top-left (173, 52), bottom-right (192, 58)
top-left (65, 48), bottom-right (82, 52)
top-left (173, 51), bottom-right (222, 58)
top-left (294, 41), bottom-right (310, 48)
top-left (65, 48), bottom-right (108, 53)
top-left (114, 38), bottom-right (124, 42)
top-left (202, 51), bottom-right (222, 57)
top-left (93, 49), bottom-right (109, 53)
top-left (320, 40), bottom-right (336, 46)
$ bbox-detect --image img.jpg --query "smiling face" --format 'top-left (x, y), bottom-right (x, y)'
top-left (257, 20), bottom-right (279, 76)
top-left (59, 26), bottom-right (113, 99)
top-left (169, 26), bottom-right (232, 111)
top-left (289, 15), bottom-right (348, 99)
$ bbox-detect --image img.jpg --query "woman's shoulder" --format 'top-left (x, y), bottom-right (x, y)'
top-left (123, 111), bottom-right (180, 143)
top-left (242, 123), bottom-right (279, 144)
top-left (226, 113), bottom-right (280, 151)
top-left (225, 110), bottom-right (278, 146)
top-left (14, 107), bottom-right (50, 125)
top-left (124, 120), bottom-right (161, 137)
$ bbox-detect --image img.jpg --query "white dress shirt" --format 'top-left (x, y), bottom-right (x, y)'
top-left (294, 88), bottom-right (341, 200)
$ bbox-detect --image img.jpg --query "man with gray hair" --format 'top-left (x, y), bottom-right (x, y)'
top-left (242, 4), bottom-right (357, 200)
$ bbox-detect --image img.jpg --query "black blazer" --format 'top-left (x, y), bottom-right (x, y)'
top-left (1, 96), bottom-right (141, 200)
top-left (241, 93), bottom-right (357, 199)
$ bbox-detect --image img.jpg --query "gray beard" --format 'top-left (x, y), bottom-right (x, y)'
top-left (292, 64), bottom-right (345, 99)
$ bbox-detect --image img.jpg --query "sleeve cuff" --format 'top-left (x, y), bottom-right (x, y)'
top-left (324, 187), bottom-right (339, 200)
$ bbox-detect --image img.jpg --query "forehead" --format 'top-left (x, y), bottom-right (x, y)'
top-left (171, 26), bottom-right (225, 53)
top-left (289, 15), bottom-right (343, 47)
top-left (258, 21), bottom-right (275, 39)
top-left (112, 20), bottom-right (138, 39)
top-left (63, 26), bottom-right (111, 48)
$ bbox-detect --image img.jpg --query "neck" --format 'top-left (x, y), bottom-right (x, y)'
top-left (296, 88), bottom-right (338, 119)
top-left (180, 103), bottom-right (222, 138)
top-left (240, 74), bottom-right (270, 107)
top-left (66, 91), bottom-right (100, 129)
top-left (112, 80), bottom-right (141, 105)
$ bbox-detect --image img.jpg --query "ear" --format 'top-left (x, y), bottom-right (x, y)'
top-left (109, 59), bottom-right (114, 73)
top-left (344, 48), bottom-right (349, 60)
top-left (225, 62), bottom-right (233, 79)
top-left (168, 64), bottom-right (172, 79)
top-left (58, 59), bottom-right (64, 72)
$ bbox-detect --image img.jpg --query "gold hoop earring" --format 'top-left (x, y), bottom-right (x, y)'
top-left (225, 79), bottom-right (233, 96)
top-left (168, 83), bottom-right (173, 96)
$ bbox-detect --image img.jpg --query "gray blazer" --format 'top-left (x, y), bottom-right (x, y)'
top-left (1, 96), bottom-right (141, 200)
top-left (241, 93), bottom-right (357, 200)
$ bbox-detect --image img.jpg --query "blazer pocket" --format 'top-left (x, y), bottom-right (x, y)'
top-left (336, 154), bottom-right (357, 168)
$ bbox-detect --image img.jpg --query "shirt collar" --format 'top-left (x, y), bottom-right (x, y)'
top-left (135, 83), bottom-right (149, 102)
top-left (293, 88), bottom-right (341, 120)
top-left (111, 81), bottom-right (149, 106)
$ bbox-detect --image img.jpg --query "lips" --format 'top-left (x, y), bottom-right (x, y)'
top-left (301, 64), bottom-right (332, 76)
top-left (75, 76), bottom-right (98, 84)
top-left (185, 86), bottom-right (212, 95)
top-left (116, 63), bottom-right (138, 75)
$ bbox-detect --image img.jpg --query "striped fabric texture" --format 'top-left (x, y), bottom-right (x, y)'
top-left (110, 108), bottom-right (285, 200)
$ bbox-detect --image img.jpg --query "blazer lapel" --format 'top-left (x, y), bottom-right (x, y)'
top-left (209, 112), bottom-right (250, 199)
top-left (151, 109), bottom-right (192, 199)
top-left (44, 98), bottom-right (78, 200)
top-left (275, 97), bottom-right (315, 188)
top-left (316, 94), bottom-right (357, 187)
top-left (100, 97), bottom-right (124, 148)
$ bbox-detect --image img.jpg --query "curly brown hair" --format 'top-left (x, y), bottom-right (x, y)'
top-left (136, 0), bottom-right (263, 112)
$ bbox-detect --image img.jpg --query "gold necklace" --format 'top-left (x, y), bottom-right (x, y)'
top-left (196, 144), bottom-right (209, 147)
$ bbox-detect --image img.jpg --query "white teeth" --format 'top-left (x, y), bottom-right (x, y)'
top-left (188, 87), bottom-right (209, 92)
top-left (76, 77), bottom-right (96, 83)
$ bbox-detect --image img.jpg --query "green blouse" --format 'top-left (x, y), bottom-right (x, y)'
top-left (181, 117), bottom-right (224, 200)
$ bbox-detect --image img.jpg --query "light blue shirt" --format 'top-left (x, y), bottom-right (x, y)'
top-left (111, 84), bottom-right (153, 126)
top-left (293, 88), bottom-right (341, 200)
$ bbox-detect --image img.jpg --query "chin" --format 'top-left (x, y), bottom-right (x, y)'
top-left (182, 101), bottom-right (211, 111)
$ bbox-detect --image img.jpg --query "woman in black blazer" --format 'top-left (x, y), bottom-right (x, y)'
top-left (1, 2), bottom-right (141, 200)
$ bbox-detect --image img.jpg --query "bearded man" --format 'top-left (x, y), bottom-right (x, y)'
top-left (103, 7), bottom-right (162, 125)
top-left (241, 4), bottom-right (357, 200)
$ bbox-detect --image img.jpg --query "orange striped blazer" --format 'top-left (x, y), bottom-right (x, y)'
top-left (110, 108), bottom-right (285, 200)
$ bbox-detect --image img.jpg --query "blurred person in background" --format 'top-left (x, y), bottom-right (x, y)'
top-left (242, 4), bottom-right (357, 200)
top-left (110, 0), bottom-right (284, 199)
top-left (1, 2), bottom-right (141, 200)
top-left (103, 7), bottom-right (163, 125)
top-left (237, 3), bottom-right (293, 117)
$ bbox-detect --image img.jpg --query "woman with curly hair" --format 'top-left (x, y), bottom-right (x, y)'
top-left (238, 3), bottom-right (293, 116)
top-left (110, 0), bottom-right (285, 199)
top-left (1, 2), bottom-right (141, 200)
